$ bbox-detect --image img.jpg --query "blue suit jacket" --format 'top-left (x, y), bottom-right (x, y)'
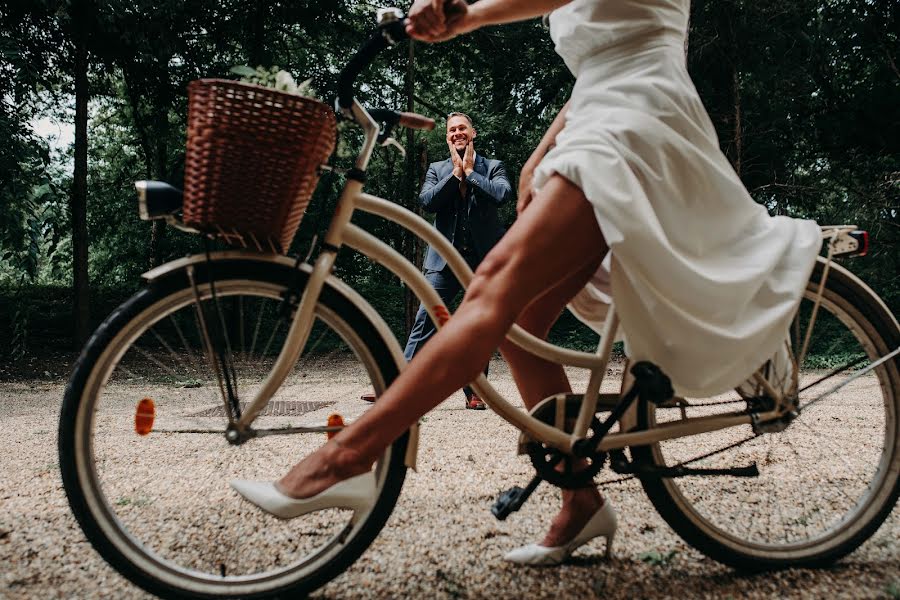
top-left (419, 154), bottom-right (512, 272)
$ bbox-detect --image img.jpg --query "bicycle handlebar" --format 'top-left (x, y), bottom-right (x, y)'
top-left (398, 111), bottom-right (435, 130)
top-left (337, 18), bottom-right (409, 110)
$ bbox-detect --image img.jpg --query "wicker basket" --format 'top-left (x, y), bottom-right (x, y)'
top-left (182, 79), bottom-right (337, 253)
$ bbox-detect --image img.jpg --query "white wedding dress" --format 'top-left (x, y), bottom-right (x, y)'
top-left (532, 0), bottom-right (821, 397)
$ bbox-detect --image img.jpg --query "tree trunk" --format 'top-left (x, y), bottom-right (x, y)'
top-left (732, 67), bottom-right (742, 177)
top-left (147, 102), bottom-right (169, 267)
top-left (71, 23), bottom-right (91, 346)
top-left (247, 1), bottom-right (271, 67)
top-left (120, 66), bottom-right (170, 268)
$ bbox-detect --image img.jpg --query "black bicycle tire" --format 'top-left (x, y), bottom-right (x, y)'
top-left (631, 260), bottom-right (900, 571)
top-left (58, 258), bottom-right (409, 599)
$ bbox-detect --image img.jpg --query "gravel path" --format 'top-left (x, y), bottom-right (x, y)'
top-left (1, 358), bottom-right (897, 599)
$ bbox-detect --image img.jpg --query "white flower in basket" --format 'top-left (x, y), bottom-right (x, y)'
top-left (229, 65), bottom-right (317, 98)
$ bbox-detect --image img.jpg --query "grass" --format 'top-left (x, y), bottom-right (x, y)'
top-left (803, 351), bottom-right (868, 370)
top-left (115, 496), bottom-right (153, 508)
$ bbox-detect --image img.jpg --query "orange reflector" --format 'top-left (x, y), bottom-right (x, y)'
top-left (135, 398), bottom-right (155, 436)
top-left (326, 413), bottom-right (344, 440)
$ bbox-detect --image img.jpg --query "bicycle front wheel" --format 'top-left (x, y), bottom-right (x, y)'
top-left (59, 257), bottom-right (408, 598)
top-left (632, 259), bottom-right (900, 570)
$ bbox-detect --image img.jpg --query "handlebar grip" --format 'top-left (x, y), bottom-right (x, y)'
top-left (398, 112), bottom-right (436, 131)
top-left (337, 19), bottom-right (409, 109)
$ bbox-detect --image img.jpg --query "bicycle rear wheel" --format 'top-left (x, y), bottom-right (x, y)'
top-left (59, 257), bottom-right (408, 598)
top-left (632, 259), bottom-right (900, 570)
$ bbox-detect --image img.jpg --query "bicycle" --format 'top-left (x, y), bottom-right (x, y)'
top-left (59, 9), bottom-right (900, 599)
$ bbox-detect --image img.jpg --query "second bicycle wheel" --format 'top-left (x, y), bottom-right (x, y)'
top-left (632, 258), bottom-right (900, 570)
top-left (59, 256), bottom-right (408, 598)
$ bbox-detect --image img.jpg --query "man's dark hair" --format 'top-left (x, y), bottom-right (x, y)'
top-left (447, 112), bottom-right (474, 127)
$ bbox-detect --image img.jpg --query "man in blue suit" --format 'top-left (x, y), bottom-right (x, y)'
top-left (364, 112), bottom-right (512, 409)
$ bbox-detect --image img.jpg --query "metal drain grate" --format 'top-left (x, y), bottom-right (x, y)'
top-left (189, 400), bottom-right (335, 417)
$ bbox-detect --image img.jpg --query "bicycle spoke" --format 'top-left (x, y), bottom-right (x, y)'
top-left (298, 343), bottom-right (343, 373)
top-left (291, 326), bottom-right (332, 371)
top-left (773, 472), bottom-right (791, 544)
top-left (259, 317), bottom-right (286, 359)
top-left (763, 435), bottom-right (776, 541)
top-left (130, 343), bottom-right (186, 380)
top-left (249, 296), bottom-right (266, 361)
top-left (798, 355), bottom-right (868, 394)
top-left (238, 296), bottom-right (245, 357)
top-left (800, 347), bottom-right (898, 412)
top-left (168, 313), bottom-right (203, 374)
top-left (191, 292), bottom-right (231, 414)
top-left (211, 295), bottom-right (241, 406)
top-left (149, 325), bottom-right (192, 371)
top-left (115, 362), bottom-right (141, 381)
top-left (782, 439), bottom-right (816, 540)
top-left (792, 419), bottom-right (861, 507)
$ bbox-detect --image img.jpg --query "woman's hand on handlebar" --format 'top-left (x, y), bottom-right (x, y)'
top-left (406, 0), bottom-right (472, 42)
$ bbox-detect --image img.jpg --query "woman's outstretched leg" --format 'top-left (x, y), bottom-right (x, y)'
top-left (277, 175), bottom-right (606, 499)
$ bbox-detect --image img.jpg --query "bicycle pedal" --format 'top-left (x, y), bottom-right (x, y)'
top-left (491, 487), bottom-right (526, 521)
top-left (491, 475), bottom-right (541, 521)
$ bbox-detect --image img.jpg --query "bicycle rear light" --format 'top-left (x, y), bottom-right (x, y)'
top-left (851, 230), bottom-right (869, 257)
top-left (831, 230), bottom-right (869, 258)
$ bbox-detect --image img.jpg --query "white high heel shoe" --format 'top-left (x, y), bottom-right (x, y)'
top-left (230, 471), bottom-right (376, 520)
top-left (503, 500), bottom-right (617, 565)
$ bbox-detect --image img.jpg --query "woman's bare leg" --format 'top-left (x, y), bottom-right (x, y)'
top-left (278, 175), bottom-right (606, 498)
top-left (500, 258), bottom-right (602, 408)
top-left (498, 258), bottom-right (607, 547)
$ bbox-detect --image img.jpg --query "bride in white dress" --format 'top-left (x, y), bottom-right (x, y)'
top-left (232, 0), bottom-right (821, 566)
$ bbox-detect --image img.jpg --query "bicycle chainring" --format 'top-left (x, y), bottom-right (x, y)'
top-left (524, 394), bottom-right (608, 489)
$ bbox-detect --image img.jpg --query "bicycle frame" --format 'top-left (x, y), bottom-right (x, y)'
top-left (215, 97), bottom-right (805, 456)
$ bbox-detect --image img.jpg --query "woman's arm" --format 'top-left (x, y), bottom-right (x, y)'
top-left (407, 0), bottom-right (572, 41)
top-left (517, 100), bottom-right (569, 214)
top-left (466, 0), bottom-right (572, 28)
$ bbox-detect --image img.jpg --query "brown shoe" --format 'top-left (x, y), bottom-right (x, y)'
top-left (465, 395), bottom-right (486, 410)
top-left (361, 392), bottom-right (376, 403)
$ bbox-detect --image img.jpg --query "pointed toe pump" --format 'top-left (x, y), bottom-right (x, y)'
top-left (230, 471), bottom-right (376, 520)
top-left (503, 500), bottom-right (617, 566)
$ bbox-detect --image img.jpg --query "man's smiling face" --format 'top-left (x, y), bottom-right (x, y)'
top-left (447, 115), bottom-right (475, 152)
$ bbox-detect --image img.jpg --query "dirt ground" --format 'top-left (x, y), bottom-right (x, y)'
top-left (1, 357), bottom-right (898, 599)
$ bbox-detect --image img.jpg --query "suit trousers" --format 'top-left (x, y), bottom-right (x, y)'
top-left (403, 259), bottom-right (490, 400)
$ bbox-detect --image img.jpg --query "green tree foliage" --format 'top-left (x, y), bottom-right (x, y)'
top-left (688, 0), bottom-right (899, 309)
top-left (0, 0), bottom-right (897, 356)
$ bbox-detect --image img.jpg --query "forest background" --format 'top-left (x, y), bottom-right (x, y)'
top-left (0, 0), bottom-right (897, 367)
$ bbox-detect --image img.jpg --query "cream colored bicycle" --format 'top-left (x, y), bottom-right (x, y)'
top-left (59, 10), bottom-right (899, 599)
